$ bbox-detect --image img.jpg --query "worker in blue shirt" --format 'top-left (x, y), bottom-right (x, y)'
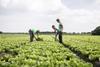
top-left (56, 18), bottom-right (63, 43)
top-left (29, 28), bottom-right (39, 42)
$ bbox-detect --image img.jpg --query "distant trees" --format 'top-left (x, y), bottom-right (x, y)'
top-left (0, 31), bottom-right (3, 34)
top-left (91, 26), bottom-right (100, 35)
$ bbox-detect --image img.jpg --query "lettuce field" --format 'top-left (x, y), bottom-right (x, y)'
top-left (0, 34), bottom-right (100, 67)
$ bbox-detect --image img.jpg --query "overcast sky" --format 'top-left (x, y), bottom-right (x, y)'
top-left (0, 0), bottom-right (100, 32)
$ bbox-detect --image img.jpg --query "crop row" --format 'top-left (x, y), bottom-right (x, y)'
top-left (63, 35), bottom-right (100, 44)
top-left (63, 36), bottom-right (100, 62)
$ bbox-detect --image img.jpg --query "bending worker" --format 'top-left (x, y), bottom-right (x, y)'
top-left (29, 28), bottom-right (39, 42)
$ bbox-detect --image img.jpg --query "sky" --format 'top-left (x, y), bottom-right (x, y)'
top-left (0, 0), bottom-right (100, 32)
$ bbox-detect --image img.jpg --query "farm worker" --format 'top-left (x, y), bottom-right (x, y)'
top-left (52, 25), bottom-right (59, 41)
top-left (56, 18), bottom-right (63, 43)
top-left (28, 28), bottom-right (40, 42)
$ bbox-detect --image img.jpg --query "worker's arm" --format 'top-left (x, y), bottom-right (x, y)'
top-left (34, 34), bottom-right (37, 40)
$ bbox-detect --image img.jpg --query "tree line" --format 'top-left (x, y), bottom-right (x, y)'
top-left (0, 26), bottom-right (100, 35)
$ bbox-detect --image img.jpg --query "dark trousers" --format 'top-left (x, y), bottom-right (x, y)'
top-left (58, 31), bottom-right (63, 43)
top-left (30, 35), bottom-right (34, 42)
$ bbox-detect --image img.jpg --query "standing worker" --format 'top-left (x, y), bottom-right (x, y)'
top-left (28, 28), bottom-right (40, 42)
top-left (56, 18), bottom-right (63, 43)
